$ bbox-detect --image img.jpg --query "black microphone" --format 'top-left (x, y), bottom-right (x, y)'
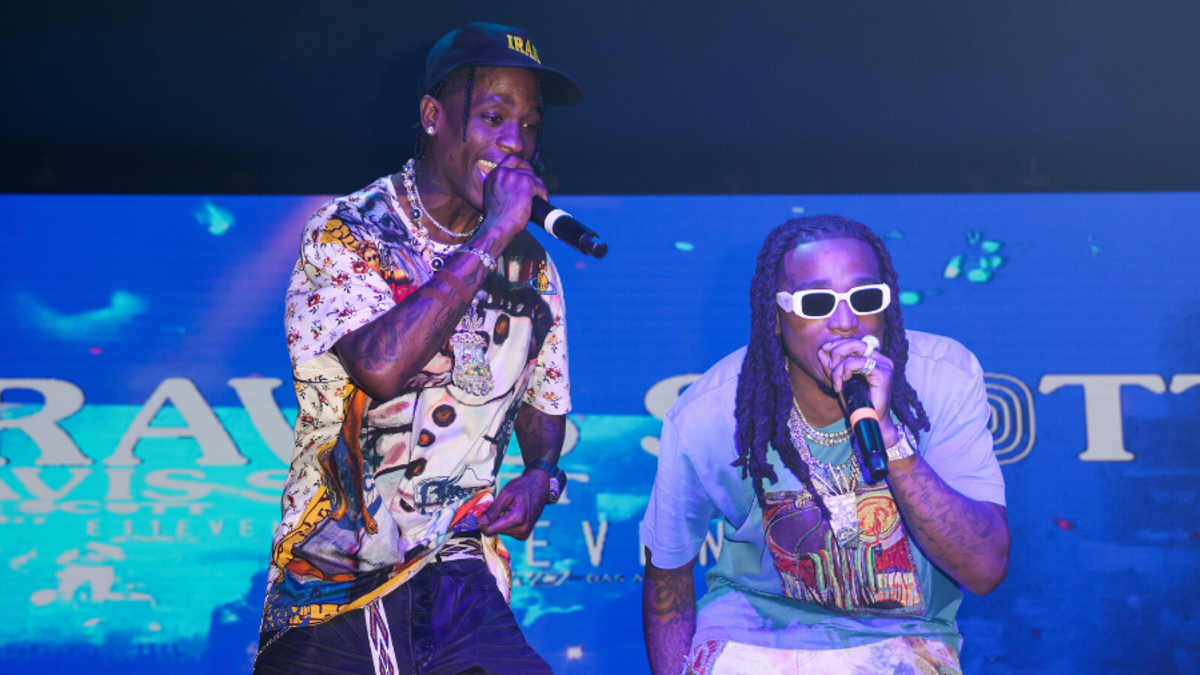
top-left (530, 196), bottom-right (608, 259)
top-left (843, 375), bottom-right (889, 483)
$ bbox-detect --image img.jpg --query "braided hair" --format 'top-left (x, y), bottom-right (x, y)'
top-left (412, 66), bottom-right (546, 171)
top-left (731, 216), bottom-right (930, 520)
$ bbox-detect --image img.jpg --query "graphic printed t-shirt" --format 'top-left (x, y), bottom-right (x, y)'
top-left (639, 332), bottom-right (1004, 653)
top-left (261, 177), bottom-right (570, 632)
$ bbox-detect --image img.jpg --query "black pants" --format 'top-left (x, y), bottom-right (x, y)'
top-left (254, 559), bottom-right (552, 675)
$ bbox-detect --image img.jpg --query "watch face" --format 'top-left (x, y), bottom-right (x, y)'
top-left (548, 468), bottom-right (566, 503)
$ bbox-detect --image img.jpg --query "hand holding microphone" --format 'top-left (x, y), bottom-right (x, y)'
top-left (824, 334), bottom-right (891, 482)
top-left (480, 156), bottom-right (608, 259)
top-left (843, 375), bottom-right (889, 482)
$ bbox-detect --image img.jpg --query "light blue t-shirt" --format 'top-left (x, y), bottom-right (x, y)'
top-left (639, 331), bottom-right (1005, 653)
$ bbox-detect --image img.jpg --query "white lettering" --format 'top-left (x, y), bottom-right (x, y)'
top-left (60, 500), bottom-right (102, 514)
top-left (107, 378), bottom-right (246, 466)
top-left (0, 379), bottom-right (89, 465)
top-left (247, 469), bottom-right (288, 496)
top-left (19, 500), bottom-right (55, 514)
top-left (1039, 374), bottom-right (1166, 461)
top-left (581, 520), bottom-right (609, 567)
top-left (698, 521), bottom-right (724, 565)
top-left (228, 377), bottom-right (294, 464)
top-left (1169, 374), bottom-right (1200, 394)
top-left (524, 519), bottom-right (551, 568)
top-left (142, 469), bottom-right (212, 501)
top-left (0, 474), bottom-right (21, 500)
top-left (11, 467), bottom-right (91, 501)
top-left (105, 469), bottom-right (134, 501)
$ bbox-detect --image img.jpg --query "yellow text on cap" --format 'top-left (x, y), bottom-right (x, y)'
top-left (506, 34), bottom-right (541, 64)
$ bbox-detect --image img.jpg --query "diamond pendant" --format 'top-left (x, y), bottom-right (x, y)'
top-left (826, 493), bottom-right (862, 548)
top-left (449, 330), bottom-right (494, 396)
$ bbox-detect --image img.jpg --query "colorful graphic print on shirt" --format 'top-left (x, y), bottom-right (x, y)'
top-left (761, 481), bottom-right (926, 617)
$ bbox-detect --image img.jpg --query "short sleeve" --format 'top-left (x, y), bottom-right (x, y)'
top-left (522, 253), bottom-right (572, 414)
top-left (915, 342), bottom-right (1007, 507)
top-left (640, 414), bottom-right (723, 570)
top-left (641, 352), bottom-right (748, 571)
top-left (284, 206), bottom-right (397, 366)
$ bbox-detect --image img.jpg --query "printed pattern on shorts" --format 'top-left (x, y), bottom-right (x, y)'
top-left (685, 640), bottom-right (727, 675)
top-left (365, 598), bottom-right (400, 675)
top-left (692, 637), bottom-right (960, 675)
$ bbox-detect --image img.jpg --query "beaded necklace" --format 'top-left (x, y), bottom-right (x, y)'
top-left (400, 159), bottom-right (482, 243)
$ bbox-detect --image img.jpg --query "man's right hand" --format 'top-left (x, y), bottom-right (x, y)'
top-left (475, 154), bottom-right (548, 248)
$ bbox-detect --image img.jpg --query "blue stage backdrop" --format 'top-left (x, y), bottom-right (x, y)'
top-left (1, 192), bottom-right (1198, 674)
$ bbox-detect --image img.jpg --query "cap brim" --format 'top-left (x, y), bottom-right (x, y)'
top-left (528, 66), bottom-right (583, 107)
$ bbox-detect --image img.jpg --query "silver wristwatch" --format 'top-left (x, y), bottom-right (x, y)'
top-left (525, 459), bottom-right (567, 504)
top-left (885, 425), bottom-right (917, 462)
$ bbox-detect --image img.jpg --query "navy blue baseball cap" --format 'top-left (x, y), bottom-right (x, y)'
top-left (418, 22), bottom-right (583, 106)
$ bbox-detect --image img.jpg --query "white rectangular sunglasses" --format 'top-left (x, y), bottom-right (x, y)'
top-left (775, 283), bottom-right (892, 319)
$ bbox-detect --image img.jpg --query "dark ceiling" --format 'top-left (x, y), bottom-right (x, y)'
top-left (3, 1), bottom-right (1199, 195)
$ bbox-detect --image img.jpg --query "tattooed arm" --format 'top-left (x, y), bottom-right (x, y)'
top-left (820, 336), bottom-right (1009, 595)
top-left (478, 405), bottom-right (565, 540)
top-left (642, 551), bottom-right (697, 675)
top-left (335, 229), bottom-right (501, 401)
top-left (886, 454), bottom-right (1010, 595)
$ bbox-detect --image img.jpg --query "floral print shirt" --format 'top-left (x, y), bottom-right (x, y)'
top-left (261, 177), bottom-right (570, 632)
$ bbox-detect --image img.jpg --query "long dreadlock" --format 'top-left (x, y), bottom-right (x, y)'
top-left (412, 66), bottom-right (546, 172)
top-left (731, 216), bottom-right (930, 522)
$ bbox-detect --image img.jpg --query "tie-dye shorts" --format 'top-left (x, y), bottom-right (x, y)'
top-left (684, 636), bottom-right (961, 675)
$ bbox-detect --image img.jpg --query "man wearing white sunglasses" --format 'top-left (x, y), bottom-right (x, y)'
top-left (640, 216), bottom-right (1010, 674)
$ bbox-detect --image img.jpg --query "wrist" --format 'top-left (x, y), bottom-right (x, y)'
top-left (458, 245), bottom-right (497, 273)
top-left (878, 416), bottom-right (901, 447)
top-left (524, 459), bottom-right (566, 504)
top-left (472, 215), bottom-right (521, 252)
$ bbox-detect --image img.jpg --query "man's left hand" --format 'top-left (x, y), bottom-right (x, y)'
top-left (477, 470), bottom-right (551, 539)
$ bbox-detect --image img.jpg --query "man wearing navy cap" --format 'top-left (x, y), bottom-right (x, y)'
top-left (254, 23), bottom-right (582, 674)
